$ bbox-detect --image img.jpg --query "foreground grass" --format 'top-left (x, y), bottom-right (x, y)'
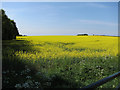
top-left (2, 36), bottom-right (119, 88)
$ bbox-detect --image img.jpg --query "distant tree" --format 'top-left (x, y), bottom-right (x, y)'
top-left (77, 34), bottom-right (88, 36)
top-left (0, 9), bottom-right (19, 40)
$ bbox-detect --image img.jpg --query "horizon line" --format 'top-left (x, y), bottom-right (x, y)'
top-left (18, 34), bottom-right (119, 36)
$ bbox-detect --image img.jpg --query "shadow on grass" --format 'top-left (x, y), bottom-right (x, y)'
top-left (2, 39), bottom-right (83, 89)
top-left (2, 40), bottom-right (40, 88)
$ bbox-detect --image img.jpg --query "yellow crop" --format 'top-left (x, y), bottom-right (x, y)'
top-left (16, 36), bottom-right (118, 60)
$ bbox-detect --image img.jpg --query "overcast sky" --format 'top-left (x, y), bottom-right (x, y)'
top-left (2, 2), bottom-right (118, 36)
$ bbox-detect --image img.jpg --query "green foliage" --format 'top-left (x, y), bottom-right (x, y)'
top-left (1, 9), bottom-right (19, 40)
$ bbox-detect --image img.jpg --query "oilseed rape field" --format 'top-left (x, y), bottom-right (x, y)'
top-left (2, 36), bottom-right (119, 88)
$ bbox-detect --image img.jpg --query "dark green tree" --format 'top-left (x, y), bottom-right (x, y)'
top-left (0, 9), bottom-right (19, 40)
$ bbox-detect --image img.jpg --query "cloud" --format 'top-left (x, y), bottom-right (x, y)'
top-left (86, 3), bottom-right (108, 8)
top-left (79, 19), bottom-right (117, 26)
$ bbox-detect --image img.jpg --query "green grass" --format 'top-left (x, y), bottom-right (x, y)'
top-left (2, 36), bottom-right (119, 88)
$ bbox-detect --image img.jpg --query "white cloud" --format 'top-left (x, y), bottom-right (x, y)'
top-left (86, 3), bottom-right (108, 8)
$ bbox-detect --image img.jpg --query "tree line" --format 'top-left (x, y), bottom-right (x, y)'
top-left (0, 9), bottom-right (19, 40)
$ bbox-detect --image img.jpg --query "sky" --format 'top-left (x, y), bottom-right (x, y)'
top-left (2, 2), bottom-right (118, 36)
